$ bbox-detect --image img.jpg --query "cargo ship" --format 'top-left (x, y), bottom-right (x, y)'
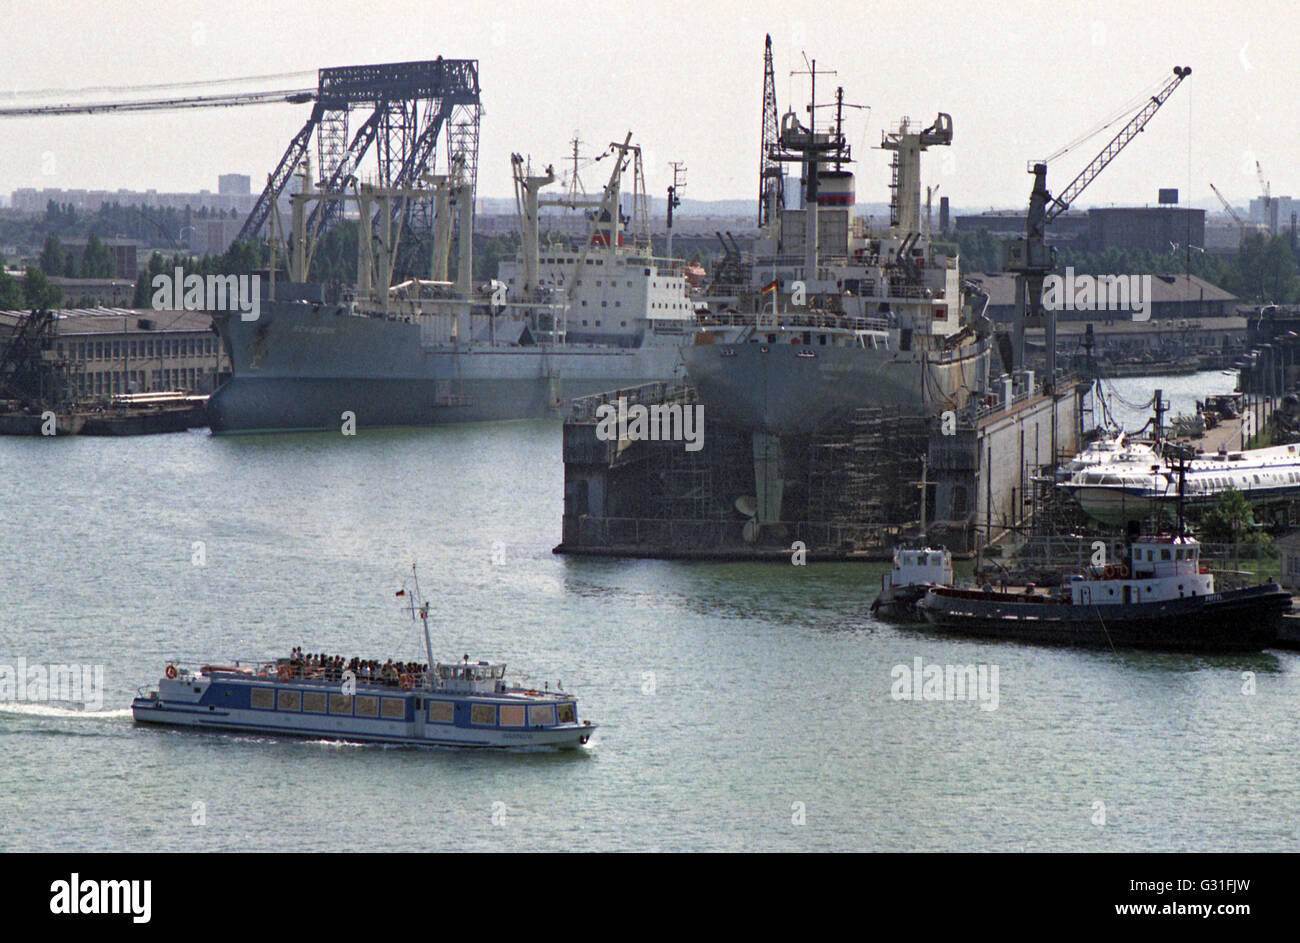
top-left (684, 48), bottom-right (992, 436)
top-left (207, 136), bottom-right (697, 433)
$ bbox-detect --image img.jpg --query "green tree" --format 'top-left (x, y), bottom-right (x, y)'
top-left (1196, 487), bottom-right (1272, 550)
top-left (0, 268), bottom-right (24, 309)
top-left (22, 266), bottom-right (63, 310)
top-left (39, 234), bottom-right (66, 276)
top-left (80, 234), bottom-right (115, 278)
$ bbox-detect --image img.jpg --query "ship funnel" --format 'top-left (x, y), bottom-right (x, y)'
top-left (816, 170), bottom-right (854, 207)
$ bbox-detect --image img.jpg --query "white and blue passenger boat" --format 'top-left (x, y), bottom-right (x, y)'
top-left (132, 571), bottom-right (597, 749)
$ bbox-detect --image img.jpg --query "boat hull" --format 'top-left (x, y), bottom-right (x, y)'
top-left (916, 583), bottom-right (1289, 651)
top-left (131, 675), bottom-right (596, 749)
top-left (683, 335), bottom-right (990, 435)
top-left (870, 584), bottom-right (931, 621)
top-left (208, 303), bottom-right (687, 432)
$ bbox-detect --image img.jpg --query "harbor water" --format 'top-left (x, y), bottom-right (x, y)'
top-left (3, 370), bottom-right (1298, 852)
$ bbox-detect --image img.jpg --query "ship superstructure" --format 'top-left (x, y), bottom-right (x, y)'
top-left (681, 39), bottom-right (992, 531)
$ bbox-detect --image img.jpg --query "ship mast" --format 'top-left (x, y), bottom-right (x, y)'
top-left (410, 563), bottom-right (435, 673)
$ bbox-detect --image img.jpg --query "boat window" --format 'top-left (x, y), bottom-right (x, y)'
top-left (558, 703), bottom-right (576, 724)
top-left (1161, 549), bottom-right (1171, 561)
top-left (499, 705), bottom-right (525, 727)
top-left (380, 698), bottom-right (405, 720)
top-left (302, 692), bottom-right (327, 714)
top-left (355, 696), bottom-right (379, 718)
top-left (427, 701), bottom-right (453, 723)
top-left (250, 687), bottom-right (274, 709)
top-left (329, 694), bottom-right (352, 715)
top-left (471, 704), bottom-right (496, 726)
top-left (529, 705), bottom-right (558, 727)
top-left (277, 690), bottom-right (301, 712)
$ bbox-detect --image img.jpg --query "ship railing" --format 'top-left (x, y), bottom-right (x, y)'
top-left (567, 382), bottom-right (697, 424)
top-left (695, 311), bottom-right (891, 333)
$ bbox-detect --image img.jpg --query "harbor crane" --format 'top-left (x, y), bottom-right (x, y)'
top-left (1210, 182), bottom-right (1251, 237)
top-left (1256, 160), bottom-right (1276, 235)
top-left (0, 60), bottom-right (482, 246)
top-left (1004, 65), bottom-right (1191, 388)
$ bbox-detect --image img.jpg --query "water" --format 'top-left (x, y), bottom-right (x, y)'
top-left (1094, 369), bottom-right (1241, 434)
top-left (3, 382), bottom-right (1298, 852)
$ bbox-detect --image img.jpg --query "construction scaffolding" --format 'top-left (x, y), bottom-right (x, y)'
top-left (560, 388), bottom-right (933, 558)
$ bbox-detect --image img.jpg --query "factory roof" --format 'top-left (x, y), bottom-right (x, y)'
top-left (0, 308), bottom-right (216, 334)
top-left (965, 272), bottom-right (1237, 307)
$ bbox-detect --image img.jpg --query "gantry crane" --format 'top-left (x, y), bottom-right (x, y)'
top-left (1004, 65), bottom-right (1191, 386)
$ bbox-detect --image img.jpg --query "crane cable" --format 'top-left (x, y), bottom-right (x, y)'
top-left (8, 70), bottom-right (318, 101)
top-left (1041, 74), bottom-right (1168, 165)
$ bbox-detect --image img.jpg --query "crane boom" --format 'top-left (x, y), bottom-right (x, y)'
top-left (1004, 65), bottom-right (1191, 387)
top-left (757, 34), bottom-right (783, 228)
top-left (1210, 182), bottom-right (1247, 233)
top-left (0, 88), bottom-right (315, 118)
top-left (1047, 66), bottom-right (1191, 222)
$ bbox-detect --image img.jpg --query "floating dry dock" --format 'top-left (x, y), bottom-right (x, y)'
top-left (555, 376), bottom-right (1085, 560)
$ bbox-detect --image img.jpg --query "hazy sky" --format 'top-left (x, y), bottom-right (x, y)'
top-left (0, 0), bottom-right (1295, 210)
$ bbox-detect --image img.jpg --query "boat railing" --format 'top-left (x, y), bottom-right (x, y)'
top-left (187, 660), bottom-right (435, 690)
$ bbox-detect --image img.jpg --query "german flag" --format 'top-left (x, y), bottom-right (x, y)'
top-left (395, 589), bottom-right (406, 597)
top-left (761, 279), bottom-right (779, 294)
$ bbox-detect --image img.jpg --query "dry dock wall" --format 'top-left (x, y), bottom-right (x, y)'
top-left (557, 380), bottom-right (1083, 559)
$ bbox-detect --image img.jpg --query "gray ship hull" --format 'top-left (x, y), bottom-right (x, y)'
top-left (209, 302), bottom-right (687, 432)
top-left (683, 336), bottom-right (992, 434)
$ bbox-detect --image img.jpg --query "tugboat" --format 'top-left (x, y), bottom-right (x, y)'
top-left (131, 569), bottom-right (597, 749)
top-left (871, 546), bottom-right (954, 621)
top-left (915, 532), bottom-right (1289, 651)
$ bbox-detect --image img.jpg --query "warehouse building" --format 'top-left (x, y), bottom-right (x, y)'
top-left (0, 307), bottom-right (229, 399)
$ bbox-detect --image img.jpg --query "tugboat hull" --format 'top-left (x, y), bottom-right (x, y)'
top-left (916, 584), bottom-right (1289, 651)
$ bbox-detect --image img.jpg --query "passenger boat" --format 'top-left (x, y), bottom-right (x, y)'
top-left (915, 533), bottom-right (1288, 651)
top-left (131, 571), bottom-right (597, 749)
top-left (871, 546), bottom-right (954, 621)
top-left (1059, 442), bottom-right (1300, 526)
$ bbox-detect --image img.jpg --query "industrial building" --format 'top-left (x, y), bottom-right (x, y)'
top-left (965, 271), bottom-right (1237, 322)
top-left (59, 237), bottom-right (139, 279)
top-left (956, 203), bottom-right (1206, 254)
top-left (0, 307), bottom-right (228, 399)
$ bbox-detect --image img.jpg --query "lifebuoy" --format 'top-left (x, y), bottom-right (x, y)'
top-left (1102, 564), bottom-right (1116, 578)
top-left (279, 664), bottom-right (293, 681)
top-left (400, 673), bottom-right (414, 690)
top-left (165, 664), bottom-right (178, 680)
top-left (1116, 564), bottom-right (1130, 578)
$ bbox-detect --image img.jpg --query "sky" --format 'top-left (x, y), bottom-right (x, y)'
top-left (0, 0), bottom-right (1295, 211)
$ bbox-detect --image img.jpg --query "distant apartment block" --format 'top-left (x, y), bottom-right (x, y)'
top-left (10, 176), bottom-right (261, 216)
